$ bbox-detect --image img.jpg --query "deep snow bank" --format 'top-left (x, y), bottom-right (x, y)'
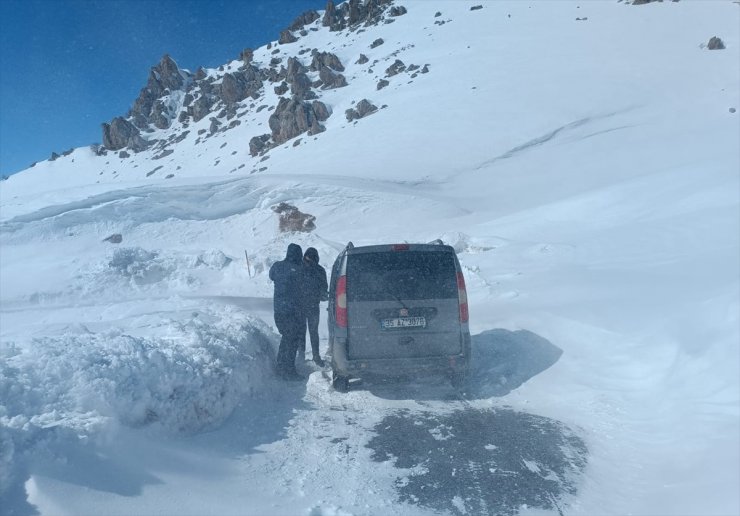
top-left (0, 309), bottom-right (277, 505)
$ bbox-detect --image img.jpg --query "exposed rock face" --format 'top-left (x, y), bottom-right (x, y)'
top-left (102, 117), bottom-right (149, 151)
top-left (385, 59), bottom-right (406, 77)
top-left (275, 82), bottom-right (289, 95)
top-left (129, 54), bottom-right (188, 127)
top-left (370, 38), bottom-right (384, 49)
top-left (103, 234), bottom-right (123, 244)
top-left (345, 99), bottom-right (378, 121)
top-left (312, 100), bottom-right (331, 121)
top-left (288, 10), bottom-right (320, 31)
top-left (319, 66), bottom-right (348, 89)
top-left (377, 79), bottom-right (389, 90)
top-left (240, 48), bottom-right (254, 64)
top-left (389, 5), bottom-right (407, 16)
top-left (219, 67), bottom-right (263, 104)
top-left (310, 51), bottom-right (345, 72)
top-left (356, 54), bottom-right (369, 65)
top-left (272, 202), bottom-right (316, 233)
top-left (189, 95), bottom-right (213, 122)
top-left (279, 29), bottom-right (298, 44)
top-left (470, 5), bottom-right (483, 11)
top-left (249, 134), bottom-right (271, 156)
top-left (708, 36), bottom-right (725, 50)
top-left (269, 97), bottom-right (329, 144)
top-left (323, 0), bottom-right (394, 31)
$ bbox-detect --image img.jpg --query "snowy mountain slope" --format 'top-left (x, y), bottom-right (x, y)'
top-left (1, 1), bottom-right (739, 515)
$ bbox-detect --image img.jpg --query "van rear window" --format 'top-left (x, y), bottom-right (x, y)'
top-left (347, 251), bottom-right (457, 301)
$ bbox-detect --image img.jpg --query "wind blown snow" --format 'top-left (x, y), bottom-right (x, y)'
top-left (1, 1), bottom-right (738, 515)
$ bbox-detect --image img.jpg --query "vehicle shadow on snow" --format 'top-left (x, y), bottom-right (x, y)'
top-left (363, 328), bottom-right (562, 401)
top-left (363, 329), bottom-right (585, 516)
top-left (367, 407), bottom-right (587, 516)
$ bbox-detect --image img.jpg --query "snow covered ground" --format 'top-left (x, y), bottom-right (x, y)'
top-left (1, 1), bottom-right (738, 515)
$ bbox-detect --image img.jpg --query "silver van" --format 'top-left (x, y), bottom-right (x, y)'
top-left (327, 242), bottom-right (471, 391)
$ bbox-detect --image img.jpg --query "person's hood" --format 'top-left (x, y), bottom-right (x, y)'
top-left (304, 247), bottom-right (319, 264)
top-left (286, 243), bottom-right (303, 264)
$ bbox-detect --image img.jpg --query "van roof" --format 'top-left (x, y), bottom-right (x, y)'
top-left (346, 243), bottom-right (456, 254)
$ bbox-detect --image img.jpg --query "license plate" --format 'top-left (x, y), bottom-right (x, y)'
top-left (381, 316), bottom-right (426, 329)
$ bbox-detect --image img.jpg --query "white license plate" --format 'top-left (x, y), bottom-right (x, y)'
top-left (381, 317), bottom-right (426, 329)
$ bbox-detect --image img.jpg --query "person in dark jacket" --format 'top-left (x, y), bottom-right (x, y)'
top-left (269, 243), bottom-right (305, 380)
top-left (301, 247), bottom-right (328, 367)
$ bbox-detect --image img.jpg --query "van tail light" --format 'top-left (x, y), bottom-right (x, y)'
top-left (336, 275), bottom-right (348, 328)
top-left (457, 272), bottom-right (469, 323)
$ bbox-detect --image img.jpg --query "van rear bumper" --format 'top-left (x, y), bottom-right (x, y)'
top-left (330, 335), bottom-right (471, 378)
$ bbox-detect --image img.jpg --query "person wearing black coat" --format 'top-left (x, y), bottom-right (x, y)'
top-left (301, 247), bottom-right (328, 367)
top-left (269, 243), bottom-right (305, 380)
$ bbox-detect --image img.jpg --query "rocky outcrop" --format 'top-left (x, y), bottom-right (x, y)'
top-left (102, 117), bottom-right (150, 151)
top-left (389, 5), bottom-right (407, 16)
top-left (377, 79), bottom-right (389, 90)
top-left (310, 51), bottom-right (345, 72)
top-left (269, 97), bottom-right (329, 144)
top-left (188, 95), bottom-right (214, 122)
top-left (323, 0), bottom-right (394, 31)
top-left (312, 100), bottom-right (331, 121)
top-left (345, 99), bottom-right (378, 121)
top-left (356, 54), bottom-right (369, 65)
top-left (370, 38), bottom-right (384, 49)
top-left (219, 67), bottom-right (263, 104)
top-left (129, 54), bottom-right (188, 129)
top-left (319, 66), bottom-right (348, 89)
top-left (279, 29), bottom-right (298, 45)
top-left (288, 10), bottom-right (321, 31)
top-left (385, 59), bottom-right (406, 77)
top-left (240, 48), bottom-right (254, 65)
top-left (708, 36), bottom-right (725, 50)
top-left (249, 134), bottom-right (271, 156)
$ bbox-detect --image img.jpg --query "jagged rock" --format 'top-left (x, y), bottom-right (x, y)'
top-left (323, 0), bottom-right (338, 27)
top-left (178, 111), bottom-right (189, 123)
top-left (288, 10), bottom-right (320, 31)
top-left (269, 96), bottom-right (329, 144)
top-left (50, 152), bottom-right (60, 161)
top-left (356, 54), bottom-right (369, 65)
top-left (189, 95), bottom-right (213, 122)
top-left (421, 64), bottom-right (430, 73)
top-left (270, 57), bottom-right (283, 67)
top-left (310, 51), bottom-right (345, 72)
top-left (150, 99), bottom-right (172, 129)
top-left (435, 11), bottom-right (442, 17)
top-left (312, 100), bottom-right (331, 121)
top-left (228, 120), bottom-right (241, 129)
top-left (194, 67), bottom-right (207, 80)
top-left (183, 93), bottom-right (194, 107)
top-left (312, 79), bottom-right (324, 88)
top-left (275, 82), bottom-right (289, 95)
top-left (345, 99), bottom-right (378, 121)
top-left (308, 121), bottom-right (325, 136)
top-left (209, 118), bottom-right (221, 133)
top-left (708, 36), bottom-right (725, 50)
top-left (290, 72), bottom-right (313, 97)
top-left (319, 66), bottom-right (348, 89)
top-left (153, 149), bottom-right (173, 160)
top-left (103, 234), bottom-right (123, 244)
top-left (377, 79), bottom-right (389, 90)
top-left (300, 29), bottom-right (308, 36)
top-left (407, 64), bottom-right (420, 72)
top-left (240, 48), bottom-right (254, 64)
top-left (119, 150), bottom-right (130, 158)
top-left (267, 42), bottom-right (272, 49)
top-left (348, 0), bottom-right (362, 25)
top-left (129, 54), bottom-right (187, 125)
top-left (284, 57), bottom-right (308, 80)
top-left (279, 30), bottom-right (297, 44)
top-left (389, 6), bottom-right (407, 16)
top-left (385, 59), bottom-right (406, 77)
top-left (220, 67), bottom-right (263, 104)
top-left (470, 5), bottom-right (483, 11)
top-left (249, 134), bottom-right (271, 156)
top-left (102, 117), bottom-right (149, 151)
top-left (370, 38), bottom-right (384, 49)
top-left (272, 202), bottom-right (316, 233)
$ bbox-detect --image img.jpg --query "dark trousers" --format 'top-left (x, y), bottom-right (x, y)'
top-left (275, 311), bottom-right (303, 374)
top-left (302, 304), bottom-right (321, 358)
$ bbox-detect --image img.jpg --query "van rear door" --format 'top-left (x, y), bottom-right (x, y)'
top-left (345, 248), bottom-right (462, 360)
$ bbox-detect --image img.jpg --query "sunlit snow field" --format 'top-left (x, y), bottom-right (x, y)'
top-left (1, 1), bottom-right (738, 515)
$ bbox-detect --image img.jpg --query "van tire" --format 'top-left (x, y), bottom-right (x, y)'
top-left (332, 371), bottom-right (350, 393)
top-left (450, 370), bottom-right (467, 389)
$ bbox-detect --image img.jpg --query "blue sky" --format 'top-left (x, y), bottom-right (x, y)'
top-left (0, 0), bottom-right (325, 177)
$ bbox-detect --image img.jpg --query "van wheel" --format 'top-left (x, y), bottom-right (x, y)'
top-left (332, 371), bottom-right (350, 393)
top-left (450, 370), bottom-right (467, 389)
